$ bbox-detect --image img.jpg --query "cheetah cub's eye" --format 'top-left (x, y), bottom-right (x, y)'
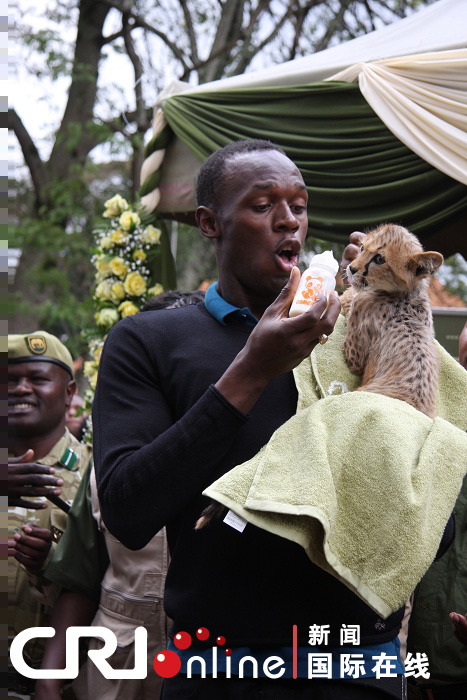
top-left (360, 245), bottom-right (364, 252)
top-left (373, 254), bottom-right (385, 265)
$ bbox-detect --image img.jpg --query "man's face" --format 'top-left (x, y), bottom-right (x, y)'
top-left (8, 361), bottom-right (74, 439)
top-left (213, 150), bottom-right (309, 309)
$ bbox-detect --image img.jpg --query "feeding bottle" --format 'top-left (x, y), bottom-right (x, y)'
top-left (289, 250), bottom-right (339, 317)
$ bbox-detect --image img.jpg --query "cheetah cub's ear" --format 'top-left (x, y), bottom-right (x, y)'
top-left (407, 251), bottom-right (444, 278)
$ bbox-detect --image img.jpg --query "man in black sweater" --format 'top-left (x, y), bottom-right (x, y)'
top-left (93, 140), bottom-right (406, 698)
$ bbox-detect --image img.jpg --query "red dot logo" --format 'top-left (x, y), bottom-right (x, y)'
top-left (196, 627), bottom-right (210, 641)
top-left (153, 650), bottom-right (181, 678)
top-left (216, 636), bottom-right (226, 645)
top-left (225, 648), bottom-right (232, 656)
top-left (174, 631), bottom-right (192, 650)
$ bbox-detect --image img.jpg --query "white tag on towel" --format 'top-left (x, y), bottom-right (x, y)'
top-left (223, 510), bottom-right (247, 533)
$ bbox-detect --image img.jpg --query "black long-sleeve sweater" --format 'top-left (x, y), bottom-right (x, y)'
top-left (93, 302), bottom-right (429, 647)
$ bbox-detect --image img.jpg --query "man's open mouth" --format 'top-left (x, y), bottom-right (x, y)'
top-left (275, 241), bottom-right (300, 271)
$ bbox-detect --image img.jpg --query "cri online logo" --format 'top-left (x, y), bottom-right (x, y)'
top-left (10, 625), bottom-right (236, 680)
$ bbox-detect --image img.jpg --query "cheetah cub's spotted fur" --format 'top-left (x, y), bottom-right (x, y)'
top-left (340, 224), bottom-right (443, 418)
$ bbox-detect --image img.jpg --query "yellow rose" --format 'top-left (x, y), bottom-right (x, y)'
top-left (110, 229), bottom-right (128, 246)
top-left (100, 236), bottom-right (113, 250)
top-left (141, 225), bottom-right (162, 245)
top-left (123, 272), bottom-right (147, 297)
top-left (118, 301), bottom-right (139, 318)
top-left (111, 282), bottom-right (126, 302)
top-left (132, 249), bottom-right (147, 262)
top-left (93, 346), bottom-right (103, 363)
top-left (95, 308), bottom-right (119, 328)
top-left (90, 372), bottom-right (98, 390)
top-left (147, 283), bottom-right (164, 297)
top-left (119, 211), bottom-right (141, 231)
top-left (96, 257), bottom-right (112, 278)
top-left (103, 194), bottom-right (129, 218)
top-left (110, 257), bottom-right (128, 279)
top-left (95, 280), bottom-right (113, 301)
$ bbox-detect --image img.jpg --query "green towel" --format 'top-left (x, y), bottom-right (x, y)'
top-left (204, 315), bottom-right (467, 618)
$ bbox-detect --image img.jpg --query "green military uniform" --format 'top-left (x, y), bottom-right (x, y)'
top-left (45, 465), bottom-right (170, 700)
top-left (8, 429), bottom-right (92, 685)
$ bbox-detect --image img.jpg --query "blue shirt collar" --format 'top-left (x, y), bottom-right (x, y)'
top-left (205, 282), bottom-right (257, 327)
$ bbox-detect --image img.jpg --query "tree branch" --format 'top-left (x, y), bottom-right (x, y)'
top-left (122, 14), bottom-right (145, 125)
top-left (102, 106), bottom-right (153, 134)
top-left (9, 108), bottom-right (49, 197)
top-left (100, 0), bottom-right (192, 72)
top-left (229, 0), bottom-right (296, 77)
top-left (122, 11), bottom-right (146, 192)
top-left (288, 2), bottom-right (315, 61)
top-left (199, 0), bottom-right (245, 83)
top-left (101, 27), bottom-right (126, 44)
top-left (313, 1), bottom-right (350, 53)
top-left (177, 0), bottom-right (199, 66)
top-left (48, 0), bottom-right (111, 178)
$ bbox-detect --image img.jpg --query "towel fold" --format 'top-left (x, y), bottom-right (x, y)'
top-left (204, 315), bottom-right (467, 618)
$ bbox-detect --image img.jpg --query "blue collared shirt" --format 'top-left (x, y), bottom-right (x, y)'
top-left (204, 282), bottom-right (257, 327)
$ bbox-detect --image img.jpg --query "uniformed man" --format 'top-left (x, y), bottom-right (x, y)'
top-left (405, 322), bottom-right (467, 700)
top-left (8, 331), bottom-right (92, 697)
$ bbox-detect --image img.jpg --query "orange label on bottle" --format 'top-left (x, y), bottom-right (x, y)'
top-left (299, 276), bottom-right (323, 305)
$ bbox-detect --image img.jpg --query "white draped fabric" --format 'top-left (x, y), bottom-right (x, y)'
top-left (329, 50), bottom-right (467, 185)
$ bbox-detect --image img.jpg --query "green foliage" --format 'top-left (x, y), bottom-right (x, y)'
top-left (175, 223), bottom-right (218, 291)
top-left (9, 163), bottom-right (134, 358)
top-left (437, 254), bottom-right (467, 304)
top-left (9, 214), bottom-right (94, 358)
top-left (23, 28), bottom-right (72, 80)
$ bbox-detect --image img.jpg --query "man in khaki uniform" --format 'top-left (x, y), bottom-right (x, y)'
top-left (33, 464), bottom-right (169, 700)
top-left (8, 331), bottom-right (92, 697)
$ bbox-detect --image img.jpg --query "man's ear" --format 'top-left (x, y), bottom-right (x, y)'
top-left (196, 206), bottom-right (220, 240)
top-left (65, 380), bottom-right (77, 408)
top-left (407, 251), bottom-right (444, 278)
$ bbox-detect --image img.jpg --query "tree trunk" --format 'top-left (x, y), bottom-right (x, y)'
top-left (47, 0), bottom-right (111, 184)
top-left (198, 0), bottom-right (245, 84)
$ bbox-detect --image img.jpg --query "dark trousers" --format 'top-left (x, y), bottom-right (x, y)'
top-left (161, 674), bottom-right (407, 699)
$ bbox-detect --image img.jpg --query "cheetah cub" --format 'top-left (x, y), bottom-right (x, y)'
top-left (340, 224), bottom-right (443, 418)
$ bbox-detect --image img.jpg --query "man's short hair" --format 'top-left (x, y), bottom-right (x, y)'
top-left (196, 139), bottom-right (285, 209)
top-left (141, 290), bottom-right (205, 312)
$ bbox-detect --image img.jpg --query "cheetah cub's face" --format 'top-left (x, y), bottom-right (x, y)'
top-left (345, 224), bottom-right (443, 294)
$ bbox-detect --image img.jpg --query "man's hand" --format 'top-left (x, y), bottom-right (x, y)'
top-left (450, 612), bottom-right (467, 646)
top-left (216, 267), bottom-right (342, 414)
top-left (340, 231), bottom-right (366, 286)
top-left (9, 523), bottom-right (53, 574)
top-left (8, 450), bottom-right (64, 509)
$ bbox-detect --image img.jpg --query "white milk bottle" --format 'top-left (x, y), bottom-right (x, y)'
top-left (289, 250), bottom-right (339, 317)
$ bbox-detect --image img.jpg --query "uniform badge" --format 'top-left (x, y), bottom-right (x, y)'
top-left (26, 335), bottom-right (47, 355)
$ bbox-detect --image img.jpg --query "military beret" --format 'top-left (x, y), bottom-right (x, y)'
top-left (8, 331), bottom-right (74, 377)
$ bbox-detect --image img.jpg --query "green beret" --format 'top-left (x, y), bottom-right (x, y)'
top-left (8, 331), bottom-right (74, 377)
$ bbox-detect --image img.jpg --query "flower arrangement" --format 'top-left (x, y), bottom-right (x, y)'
top-left (92, 194), bottom-right (164, 328)
top-left (82, 194), bottom-right (165, 440)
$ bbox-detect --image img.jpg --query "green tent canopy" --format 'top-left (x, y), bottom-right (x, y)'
top-left (141, 0), bottom-right (467, 256)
